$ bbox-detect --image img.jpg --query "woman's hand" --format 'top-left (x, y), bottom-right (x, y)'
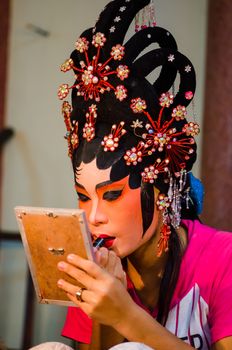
top-left (57, 253), bottom-right (133, 327)
top-left (94, 247), bottom-right (127, 287)
top-left (57, 254), bottom-right (198, 350)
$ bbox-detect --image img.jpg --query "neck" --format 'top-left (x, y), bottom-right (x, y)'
top-left (126, 220), bottom-right (167, 309)
top-left (126, 223), bottom-right (187, 310)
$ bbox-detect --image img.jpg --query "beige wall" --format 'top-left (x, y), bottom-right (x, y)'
top-left (0, 0), bottom-right (208, 348)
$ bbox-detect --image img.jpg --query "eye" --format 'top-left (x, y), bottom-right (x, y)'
top-left (103, 190), bottom-right (123, 201)
top-left (77, 192), bottom-right (90, 202)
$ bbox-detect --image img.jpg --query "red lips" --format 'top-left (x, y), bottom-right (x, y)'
top-left (103, 237), bottom-right (115, 249)
top-left (93, 234), bottom-right (115, 249)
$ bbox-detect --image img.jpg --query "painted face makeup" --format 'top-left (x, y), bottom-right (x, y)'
top-left (75, 159), bottom-right (160, 258)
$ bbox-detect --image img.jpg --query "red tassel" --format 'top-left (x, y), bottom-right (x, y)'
top-left (157, 224), bottom-right (171, 257)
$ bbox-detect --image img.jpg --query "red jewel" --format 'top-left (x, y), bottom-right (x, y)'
top-left (83, 104), bottom-right (97, 142)
top-left (156, 194), bottom-right (170, 211)
top-left (157, 224), bottom-right (171, 257)
top-left (159, 92), bottom-right (174, 107)
top-left (101, 122), bottom-right (126, 152)
top-left (182, 122), bottom-right (200, 136)
top-left (61, 101), bottom-right (78, 158)
top-left (111, 44), bottom-right (125, 60)
top-left (58, 84), bottom-right (70, 100)
top-left (171, 105), bottom-right (187, 121)
top-left (185, 91), bottom-right (194, 100)
top-left (124, 142), bottom-right (151, 166)
top-left (92, 32), bottom-right (106, 48)
top-left (141, 158), bottom-right (169, 183)
top-left (60, 58), bottom-right (74, 72)
top-left (115, 85), bottom-right (127, 101)
top-left (75, 37), bottom-right (89, 52)
top-left (130, 98), bottom-right (147, 113)
top-left (116, 65), bottom-right (130, 80)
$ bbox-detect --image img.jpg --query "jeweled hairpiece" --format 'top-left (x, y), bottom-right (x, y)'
top-left (61, 101), bottom-right (78, 158)
top-left (124, 93), bottom-right (199, 176)
top-left (83, 104), bottom-right (97, 142)
top-left (58, 0), bottom-right (201, 256)
top-left (58, 32), bottom-right (129, 102)
top-left (101, 122), bottom-right (126, 152)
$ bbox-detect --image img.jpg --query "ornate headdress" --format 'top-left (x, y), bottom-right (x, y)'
top-left (58, 0), bottom-right (201, 256)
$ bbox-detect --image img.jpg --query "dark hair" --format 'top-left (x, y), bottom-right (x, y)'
top-left (157, 202), bottom-right (199, 325)
top-left (157, 226), bottom-right (183, 325)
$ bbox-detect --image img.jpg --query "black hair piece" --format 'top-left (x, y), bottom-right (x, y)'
top-left (141, 182), bottom-right (155, 234)
top-left (156, 200), bottom-right (200, 325)
top-left (156, 226), bottom-right (183, 325)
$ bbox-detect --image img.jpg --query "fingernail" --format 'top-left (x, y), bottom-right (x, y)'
top-left (57, 261), bottom-right (66, 270)
top-left (57, 279), bottom-right (64, 287)
top-left (67, 254), bottom-right (75, 261)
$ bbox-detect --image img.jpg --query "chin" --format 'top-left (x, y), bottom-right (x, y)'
top-left (113, 245), bottom-right (137, 259)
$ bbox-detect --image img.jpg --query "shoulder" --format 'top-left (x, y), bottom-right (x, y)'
top-left (182, 219), bottom-right (232, 257)
top-left (178, 219), bottom-right (232, 294)
top-left (175, 220), bottom-right (232, 344)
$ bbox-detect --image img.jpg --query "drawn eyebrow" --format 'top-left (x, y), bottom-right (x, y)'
top-left (75, 182), bottom-right (85, 190)
top-left (95, 180), bottom-right (114, 190)
top-left (75, 180), bottom-right (116, 191)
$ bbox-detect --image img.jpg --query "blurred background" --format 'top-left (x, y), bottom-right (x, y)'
top-left (0, 0), bottom-right (231, 349)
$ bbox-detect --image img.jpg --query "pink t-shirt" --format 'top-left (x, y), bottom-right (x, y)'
top-left (62, 220), bottom-right (232, 348)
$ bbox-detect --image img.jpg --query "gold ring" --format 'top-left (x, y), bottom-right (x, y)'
top-left (75, 287), bottom-right (86, 302)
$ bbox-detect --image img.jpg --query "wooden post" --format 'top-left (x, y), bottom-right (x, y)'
top-left (201, 0), bottom-right (232, 231)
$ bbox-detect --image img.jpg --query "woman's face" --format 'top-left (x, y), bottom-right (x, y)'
top-left (75, 159), bottom-right (160, 258)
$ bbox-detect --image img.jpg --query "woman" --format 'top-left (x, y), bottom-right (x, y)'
top-left (56, 0), bottom-right (232, 349)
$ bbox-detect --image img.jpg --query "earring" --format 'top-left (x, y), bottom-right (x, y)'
top-left (156, 194), bottom-right (171, 257)
top-left (157, 222), bottom-right (171, 258)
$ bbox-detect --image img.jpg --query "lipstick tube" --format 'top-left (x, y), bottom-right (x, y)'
top-left (93, 237), bottom-right (106, 248)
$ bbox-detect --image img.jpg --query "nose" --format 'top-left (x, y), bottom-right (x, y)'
top-left (88, 200), bottom-right (108, 226)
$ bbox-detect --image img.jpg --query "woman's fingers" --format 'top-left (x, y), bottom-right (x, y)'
top-left (57, 278), bottom-right (82, 299)
top-left (57, 251), bottom-right (127, 300)
top-left (114, 259), bottom-right (127, 287)
top-left (107, 251), bottom-right (126, 286)
top-left (107, 250), bottom-right (118, 274)
top-left (57, 278), bottom-right (94, 303)
top-left (57, 278), bottom-right (100, 316)
top-left (67, 254), bottom-right (106, 279)
top-left (95, 247), bottom-right (109, 267)
top-left (95, 248), bottom-right (126, 286)
top-left (57, 256), bottom-right (105, 290)
top-left (57, 255), bottom-right (133, 326)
